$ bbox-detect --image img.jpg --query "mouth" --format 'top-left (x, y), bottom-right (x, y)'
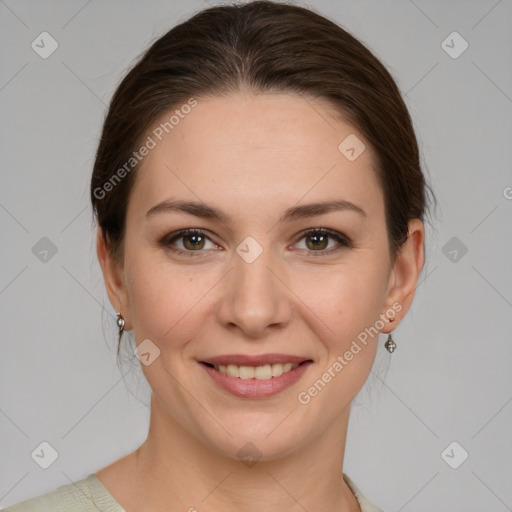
top-left (198, 354), bottom-right (313, 398)
top-left (200, 361), bottom-right (309, 379)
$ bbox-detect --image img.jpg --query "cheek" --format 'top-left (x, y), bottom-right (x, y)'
top-left (292, 265), bottom-right (388, 388)
top-left (295, 256), bottom-right (387, 329)
top-left (307, 263), bottom-right (387, 396)
top-left (124, 253), bottom-right (210, 343)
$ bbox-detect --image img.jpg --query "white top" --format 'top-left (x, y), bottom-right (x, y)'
top-left (3, 472), bottom-right (385, 512)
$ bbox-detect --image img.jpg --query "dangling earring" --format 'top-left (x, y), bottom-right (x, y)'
top-left (385, 316), bottom-right (397, 353)
top-left (116, 312), bottom-right (125, 344)
top-left (385, 333), bottom-right (396, 353)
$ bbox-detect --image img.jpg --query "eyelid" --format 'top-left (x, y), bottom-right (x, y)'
top-left (293, 227), bottom-right (352, 247)
top-left (161, 228), bottom-right (220, 251)
top-left (160, 227), bottom-right (352, 256)
top-left (290, 227), bottom-right (353, 256)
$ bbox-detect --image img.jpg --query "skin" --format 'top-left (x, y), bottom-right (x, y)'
top-left (96, 92), bottom-right (425, 512)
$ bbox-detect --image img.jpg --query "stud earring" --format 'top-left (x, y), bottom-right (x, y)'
top-left (385, 316), bottom-right (397, 353)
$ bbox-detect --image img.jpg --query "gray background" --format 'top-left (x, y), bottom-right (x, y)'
top-left (1, 1), bottom-right (511, 511)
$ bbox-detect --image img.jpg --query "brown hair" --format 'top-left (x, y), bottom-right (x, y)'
top-left (91, 0), bottom-right (435, 277)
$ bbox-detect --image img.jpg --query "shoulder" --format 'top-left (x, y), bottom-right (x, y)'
top-left (343, 473), bottom-right (387, 512)
top-left (2, 474), bottom-right (125, 512)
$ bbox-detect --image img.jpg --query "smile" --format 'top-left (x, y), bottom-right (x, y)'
top-left (210, 362), bottom-right (300, 379)
top-left (199, 355), bottom-right (312, 398)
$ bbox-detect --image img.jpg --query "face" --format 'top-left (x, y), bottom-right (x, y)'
top-left (98, 92), bottom-right (423, 461)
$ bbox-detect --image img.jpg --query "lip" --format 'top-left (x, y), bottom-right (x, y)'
top-left (200, 353), bottom-right (310, 366)
top-left (199, 359), bottom-right (313, 399)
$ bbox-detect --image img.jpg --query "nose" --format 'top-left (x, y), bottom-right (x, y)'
top-left (215, 242), bottom-right (293, 339)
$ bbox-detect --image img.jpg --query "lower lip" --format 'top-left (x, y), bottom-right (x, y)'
top-left (200, 361), bottom-right (312, 398)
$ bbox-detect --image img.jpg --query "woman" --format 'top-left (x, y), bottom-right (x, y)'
top-left (5, 1), bottom-right (434, 511)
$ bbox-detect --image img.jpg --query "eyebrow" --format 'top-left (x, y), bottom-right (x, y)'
top-left (145, 198), bottom-right (367, 223)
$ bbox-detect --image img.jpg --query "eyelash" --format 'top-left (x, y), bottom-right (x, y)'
top-left (160, 228), bottom-right (352, 258)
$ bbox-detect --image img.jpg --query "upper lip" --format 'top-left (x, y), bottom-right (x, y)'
top-left (200, 354), bottom-right (311, 366)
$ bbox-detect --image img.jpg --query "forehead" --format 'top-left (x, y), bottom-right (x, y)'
top-left (128, 93), bottom-right (383, 222)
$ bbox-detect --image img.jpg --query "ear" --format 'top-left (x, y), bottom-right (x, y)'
top-left (96, 227), bottom-right (132, 330)
top-left (380, 218), bottom-right (425, 333)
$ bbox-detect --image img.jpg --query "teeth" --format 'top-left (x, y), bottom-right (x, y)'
top-left (215, 362), bottom-right (300, 379)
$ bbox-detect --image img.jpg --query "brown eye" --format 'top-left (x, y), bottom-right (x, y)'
top-left (305, 232), bottom-right (329, 251)
top-left (161, 229), bottom-right (218, 257)
top-left (295, 228), bottom-right (352, 255)
top-left (182, 233), bottom-right (206, 250)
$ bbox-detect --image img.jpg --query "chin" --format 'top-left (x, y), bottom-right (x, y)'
top-left (197, 411), bottom-right (313, 463)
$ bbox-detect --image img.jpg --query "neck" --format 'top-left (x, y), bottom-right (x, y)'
top-left (124, 394), bottom-right (361, 512)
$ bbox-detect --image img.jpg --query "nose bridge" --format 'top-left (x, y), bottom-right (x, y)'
top-left (218, 236), bottom-right (291, 336)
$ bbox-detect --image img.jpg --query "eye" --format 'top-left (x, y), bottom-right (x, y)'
top-left (293, 228), bottom-right (352, 256)
top-left (160, 229), bottom-right (219, 257)
top-left (160, 227), bottom-right (352, 258)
